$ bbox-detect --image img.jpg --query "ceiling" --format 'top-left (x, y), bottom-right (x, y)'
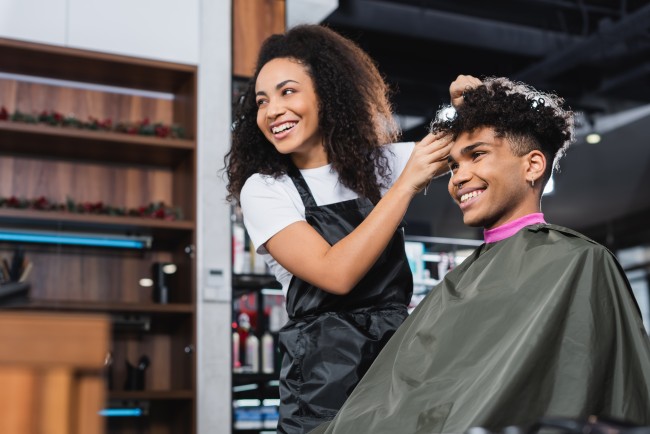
top-left (320, 0), bottom-right (650, 249)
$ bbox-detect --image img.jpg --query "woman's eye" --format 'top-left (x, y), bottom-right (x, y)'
top-left (256, 99), bottom-right (267, 107)
top-left (282, 88), bottom-right (296, 96)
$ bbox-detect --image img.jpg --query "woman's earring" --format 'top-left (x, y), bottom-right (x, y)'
top-left (530, 179), bottom-right (535, 188)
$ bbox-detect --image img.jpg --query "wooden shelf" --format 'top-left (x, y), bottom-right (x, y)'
top-left (0, 281), bottom-right (29, 306)
top-left (0, 208), bottom-right (194, 246)
top-left (0, 207), bottom-right (193, 229)
top-left (0, 37), bottom-right (196, 94)
top-left (109, 390), bottom-right (194, 401)
top-left (22, 299), bottom-right (194, 314)
top-left (0, 121), bottom-right (194, 167)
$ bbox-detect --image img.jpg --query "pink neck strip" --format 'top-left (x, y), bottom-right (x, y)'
top-left (483, 213), bottom-right (546, 244)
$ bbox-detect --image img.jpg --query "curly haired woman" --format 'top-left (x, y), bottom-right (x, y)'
top-left (225, 24), bottom-right (461, 433)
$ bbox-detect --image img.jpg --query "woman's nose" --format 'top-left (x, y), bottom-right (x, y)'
top-left (266, 98), bottom-right (285, 119)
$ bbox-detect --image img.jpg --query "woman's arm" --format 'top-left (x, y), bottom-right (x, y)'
top-left (265, 133), bottom-right (453, 295)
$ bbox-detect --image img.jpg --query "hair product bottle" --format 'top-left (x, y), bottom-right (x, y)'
top-left (246, 333), bottom-right (260, 373)
top-left (262, 331), bottom-right (274, 374)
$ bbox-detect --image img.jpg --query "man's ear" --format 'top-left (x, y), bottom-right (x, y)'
top-left (526, 150), bottom-right (546, 185)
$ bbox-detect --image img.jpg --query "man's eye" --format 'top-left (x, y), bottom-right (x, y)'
top-left (471, 152), bottom-right (484, 160)
top-left (449, 163), bottom-right (458, 171)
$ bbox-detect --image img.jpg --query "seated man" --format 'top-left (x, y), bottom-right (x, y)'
top-left (311, 77), bottom-right (650, 433)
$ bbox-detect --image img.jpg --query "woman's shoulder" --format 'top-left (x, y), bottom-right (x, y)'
top-left (240, 171), bottom-right (304, 211)
top-left (384, 141), bottom-right (416, 154)
top-left (242, 172), bottom-right (291, 196)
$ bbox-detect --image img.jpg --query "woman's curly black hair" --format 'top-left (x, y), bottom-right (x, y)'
top-left (225, 24), bottom-right (399, 204)
top-left (431, 77), bottom-right (575, 185)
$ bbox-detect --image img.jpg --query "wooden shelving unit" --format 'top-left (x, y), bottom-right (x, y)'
top-left (22, 299), bottom-right (194, 314)
top-left (0, 37), bottom-right (197, 434)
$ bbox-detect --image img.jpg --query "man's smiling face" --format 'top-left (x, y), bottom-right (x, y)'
top-left (447, 127), bottom-right (538, 229)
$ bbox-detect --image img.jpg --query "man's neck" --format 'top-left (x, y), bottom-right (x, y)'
top-left (483, 213), bottom-right (546, 243)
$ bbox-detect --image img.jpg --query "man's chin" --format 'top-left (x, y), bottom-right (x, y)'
top-left (462, 215), bottom-right (484, 228)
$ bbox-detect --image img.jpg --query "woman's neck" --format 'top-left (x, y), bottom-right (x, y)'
top-left (291, 147), bottom-right (329, 169)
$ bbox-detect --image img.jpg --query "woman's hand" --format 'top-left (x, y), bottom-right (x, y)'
top-left (395, 132), bottom-right (454, 196)
top-left (450, 74), bottom-right (482, 107)
top-left (266, 133), bottom-right (452, 295)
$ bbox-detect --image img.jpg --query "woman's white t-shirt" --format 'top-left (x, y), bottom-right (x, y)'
top-left (240, 142), bottom-right (415, 294)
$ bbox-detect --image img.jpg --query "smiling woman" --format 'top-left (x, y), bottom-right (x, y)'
top-left (224, 24), bottom-right (456, 434)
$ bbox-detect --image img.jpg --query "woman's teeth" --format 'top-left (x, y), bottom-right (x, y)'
top-left (272, 122), bottom-right (296, 134)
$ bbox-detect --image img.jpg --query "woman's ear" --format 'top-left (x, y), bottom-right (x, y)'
top-left (526, 150), bottom-right (547, 186)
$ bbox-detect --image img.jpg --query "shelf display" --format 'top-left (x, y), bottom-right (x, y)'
top-left (404, 235), bottom-right (483, 310)
top-left (232, 241), bottom-right (285, 433)
top-left (0, 37), bottom-right (197, 434)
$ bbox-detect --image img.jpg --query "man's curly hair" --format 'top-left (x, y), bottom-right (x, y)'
top-left (431, 77), bottom-right (575, 184)
top-left (225, 24), bottom-right (399, 204)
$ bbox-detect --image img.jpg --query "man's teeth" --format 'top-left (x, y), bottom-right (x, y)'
top-left (272, 122), bottom-right (296, 134)
top-left (461, 190), bottom-right (483, 203)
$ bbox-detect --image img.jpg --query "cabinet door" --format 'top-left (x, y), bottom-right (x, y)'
top-left (67, 0), bottom-right (199, 64)
top-left (233, 0), bottom-right (286, 77)
top-left (0, 0), bottom-right (66, 45)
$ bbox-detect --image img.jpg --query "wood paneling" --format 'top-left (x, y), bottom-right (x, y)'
top-left (0, 312), bottom-right (109, 434)
top-left (233, 0), bottom-right (286, 77)
top-left (0, 156), bottom-right (173, 207)
top-left (0, 79), bottom-right (174, 126)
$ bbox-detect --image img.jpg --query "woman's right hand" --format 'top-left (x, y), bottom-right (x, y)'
top-left (265, 132), bottom-right (452, 295)
top-left (395, 132), bottom-right (454, 196)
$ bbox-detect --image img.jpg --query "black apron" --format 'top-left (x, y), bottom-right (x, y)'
top-left (277, 167), bottom-right (413, 434)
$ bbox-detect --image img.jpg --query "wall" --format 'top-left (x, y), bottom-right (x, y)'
top-left (0, 0), bottom-right (199, 64)
top-left (196, 0), bottom-right (233, 432)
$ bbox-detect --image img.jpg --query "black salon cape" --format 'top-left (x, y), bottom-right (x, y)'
top-left (311, 224), bottom-right (650, 434)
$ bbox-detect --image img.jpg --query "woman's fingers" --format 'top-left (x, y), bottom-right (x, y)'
top-left (450, 74), bottom-right (482, 107)
top-left (410, 133), bottom-right (454, 182)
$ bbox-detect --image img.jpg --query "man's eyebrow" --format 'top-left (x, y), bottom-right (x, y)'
top-left (447, 142), bottom-right (490, 164)
top-left (460, 142), bottom-right (489, 155)
top-left (256, 79), bottom-right (300, 97)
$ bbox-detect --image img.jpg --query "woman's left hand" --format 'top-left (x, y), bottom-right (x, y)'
top-left (450, 74), bottom-right (482, 107)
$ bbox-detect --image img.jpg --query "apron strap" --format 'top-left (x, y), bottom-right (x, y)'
top-left (287, 164), bottom-right (318, 208)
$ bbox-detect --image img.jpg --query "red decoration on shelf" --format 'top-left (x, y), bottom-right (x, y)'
top-left (0, 195), bottom-right (183, 221)
top-left (0, 106), bottom-right (186, 139)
